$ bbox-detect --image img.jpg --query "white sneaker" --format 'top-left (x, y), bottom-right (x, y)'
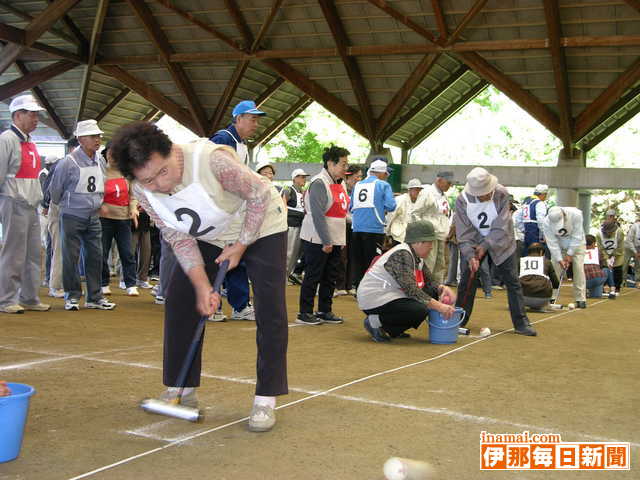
top-left (333, 289), bottom-right (348, 297)
top-left (154, 295), bottom-right (165, 305)
top-left (137, 280), bottom-right (152, 289)
top-left (0, 304), bottom-right (25, 314)
top-left (85, 298), bottom-right (116, 310)
top-left (119, 281), bottom-right (126, 290)
top-left (150, 285), bottom-right (159, 296)
top-left (126, 286), bottom-right (139, 296)
top-left (208, 310), bottom-right (227, 322)
top-left (101, 286), bottom-right (112, 295)
top-left (64, 299), bottom-right (80, 311)
top-left (231, 305), bottom-right (255, 321)
top-left (48, 288), bottom-right (65, 298)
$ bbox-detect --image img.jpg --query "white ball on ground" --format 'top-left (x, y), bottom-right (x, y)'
top-left (479, 327), bottom-right (491, 337)
top-left (384, 457), bottom-right (435, 480)
top-left (568, 303), bottom-right (575, 310)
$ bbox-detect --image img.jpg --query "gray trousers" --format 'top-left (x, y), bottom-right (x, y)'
top-left (47, 204), bottom-right (63, 290)
top-left (0, 196), bottom-right (42, 307)
top-left (286, 226), bottom-right (302, 275)
top-left (60, 214), bottom-right (102, 302)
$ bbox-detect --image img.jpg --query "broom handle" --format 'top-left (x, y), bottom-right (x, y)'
top-left (461, 252), bottom-right (484, 307)
top-left (176, 260), bottom-right (229, 396)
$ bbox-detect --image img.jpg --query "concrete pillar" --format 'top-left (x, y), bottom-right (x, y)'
top-left (578, 191), bottom-right (592, 233)
top-left (401, 146), bottom-right (409, 165)
top-left (556, 188), bottom-right (578, 207)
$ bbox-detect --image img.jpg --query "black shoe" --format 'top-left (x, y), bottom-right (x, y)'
top-left (295, 312), bottom-right (323, 325)
top-left (315, 311), bottom-right (344, 324)
top-left (288, 274), bottom-right (302, 286)
top-left (363, 317), bottom-right (391, 342)
top-left (514, 325), bottom-right (537, 336)
top-left (576, 301), bottom-right (587, 309)
top-left (608, 292), bottom-right (616, 300)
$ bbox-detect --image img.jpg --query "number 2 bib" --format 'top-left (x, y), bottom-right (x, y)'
top-left (464, 192), bottom-right (498, 237)
top-left (601, 235), bottom-right (617, 255)
top-left (144, 140), bottom-right (237, 241)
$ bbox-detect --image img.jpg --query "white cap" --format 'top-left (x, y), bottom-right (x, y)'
top-left (464, 167), bottom-right (498, 197)
top-left (255, 160), bottom-right (275, 174)
top-left (44, 154), bottom-right (59, 165)
top-left (534, 184), bottom-right (549, 194)
top-left (407, 178), bottom-right (422, 189)
top-left (9, 94), bottom-right (45, 113)
top-left (369, 159), bottom-right (389, 173)
top-left (547, 206), bottom-right (563, 224)
top-left (75, 119), bottom-right (103, 137)
top-left (291, 168), bottom-right (309, 180)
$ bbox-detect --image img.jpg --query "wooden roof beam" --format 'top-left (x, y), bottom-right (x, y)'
top-left (574, 57), bottom-right (640, 139)
top-left (262, 58), bottom-right (365, 137)
top-left (251, 0), bottom-right (285, 53)
top-left (76, 0), bottom-right (110, 123)
top-left (380, 65), bottom-right (469, 141)
top-left (431, 0), bottom-right (448, 42)
top-left (622, 0), bottom-right (640, 13)
top-left (0, 60), bottom-right (77, 102)
top-left (457, 51), bottom-right (562, 138)
top-left (0, 0), bottom-right (82, 75)
top-left (543, 0), bottom-right (573, 151)
top-left (46, 0), bottom-right (89, 52)
top-left (253, 95), bottom-right (313, 146)
top-left (446, 0), bottom-right (488, 46)
top-left (319, 0), bottom-right (375, 140)
top-left (152, 0), bottom-right (243, 51)
top-left (208, 60), bottom-right (250, 135)
top-left (142, 108), bottom-right (160, 122)
top-left (407, 81), bottom-right (488, 148)
top-left (126, 0), bottom-right (208, 136)
top-left (99, 65), bottom-right (196, 133)
top-left (580, 98), bottom-right (640, 152)
top-left (377, 53), bottom-right (439, 139)
top-left (15, 60), bottom-right (70, 138)
top-left (95, 87), bottom-right (130, 122)
top-left (224, 0), bottom-right (254, 49)
top-left (364, 0), bottom-right (438, 45)
top-left (0, 1), bottom-right (79, 46)
top-left (255, 77), bottom-right (285, 107)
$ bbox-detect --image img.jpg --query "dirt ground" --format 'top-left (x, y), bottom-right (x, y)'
top-left (0, 281), bottom-right (637, 479)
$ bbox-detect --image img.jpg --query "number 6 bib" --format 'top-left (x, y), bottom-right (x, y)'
top-left (464, 192), bottom-right (498, 237)
top-left (144, 140), bottom-right (238, 242)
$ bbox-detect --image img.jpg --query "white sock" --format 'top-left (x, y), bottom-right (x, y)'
top-left (254, 395), bottom-right (276, 408)
top-left (168, 387), bottom-right (194, 395)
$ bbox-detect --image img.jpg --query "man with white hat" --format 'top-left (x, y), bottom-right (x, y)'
top-left (411, 171), bottom-right (454, 284)
top-left (542, 206), bottom-right (587, 308)
top-left (48, 119), bottom-right (115, 311)
top-left (596, 209), bottom-right (624, 296)
top-left (350, 158), bottom-right (396, 286)
top-left (455, 167), bottom-right (537, 336)
top-left (207, 100), bottom-right (266, 321)
top-left (282, 167), bottom-right (309, 275)
top-left (0, 94), bottom-right (50, 313)
top-left (519, 184), bottom-right (549, 253)
top-left (624, 213), bottom-right (640, 287)
top-left (385, 178), bottom-right (422, 244)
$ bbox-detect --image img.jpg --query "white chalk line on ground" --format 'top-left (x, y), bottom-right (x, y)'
top-left (0, 343), bottom-right (160, 371)
top-left (67, 289), bottom-right (639, 479)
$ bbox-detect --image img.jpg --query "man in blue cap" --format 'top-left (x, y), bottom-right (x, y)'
top-left (210, 100), bottom-right (266, 165)
top-left (208, 100), bottom-right (266, 320)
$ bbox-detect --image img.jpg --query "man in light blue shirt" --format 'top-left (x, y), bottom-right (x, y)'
top-left (350, 158), bottom-right (396, 286)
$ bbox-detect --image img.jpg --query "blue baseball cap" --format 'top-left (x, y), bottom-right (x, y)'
top-left (232, 100), bottom-right (266, 117)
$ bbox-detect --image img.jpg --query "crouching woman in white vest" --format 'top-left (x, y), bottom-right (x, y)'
top-left (357, 220), bottom-right (456, 342)
top-left (110, 122), bottom-right (288, 432)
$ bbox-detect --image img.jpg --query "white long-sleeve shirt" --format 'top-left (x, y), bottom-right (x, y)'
top-left (411, 183), bottom-right (451, 241)
top-left (385, 193), bottom-right (415, 242)
top-left (542, 207), bottom-right (585, 262)
top-left (625, 221), bottom-right (640, 253)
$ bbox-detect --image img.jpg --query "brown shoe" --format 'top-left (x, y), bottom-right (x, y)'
top-left (0, 304), bottom-right (25, 314)
top-left (20, 303), bottom-right (51, 312)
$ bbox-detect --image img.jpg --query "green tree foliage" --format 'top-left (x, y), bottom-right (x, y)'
top-left (263, 115), bottom-right (324, 163)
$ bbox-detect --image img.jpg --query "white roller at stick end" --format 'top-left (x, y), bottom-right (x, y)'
top-left (568, 303), bottom-right (575, 310)
top-left (479, 327), bottom-right (491, 337)
top-left (384, 457), bottom-right (435, 480)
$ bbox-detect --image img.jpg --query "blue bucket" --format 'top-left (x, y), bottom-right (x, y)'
top-left (428, 307), bottom-right (466, 344)
top-left (0, 383), bottom-right (36, 463)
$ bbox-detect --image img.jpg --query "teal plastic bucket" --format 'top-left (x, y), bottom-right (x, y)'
top-left (428, 307), bottom-right (466, 344)
top-left (0, 383), bottom-right (36, 463)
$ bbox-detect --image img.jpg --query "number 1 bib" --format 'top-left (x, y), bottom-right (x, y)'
top-left (584, 248), bottom-right (600, 265)
top-left (464, 192), bottom-right (498, 237)
top-left (15, 142), bottom-right (40, 179)
top-left (144, 140), bottom-right (237, 241)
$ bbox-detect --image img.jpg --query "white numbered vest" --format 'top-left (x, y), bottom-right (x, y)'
top-left (70, 157), bottom-right (104, 194)
top-left (584, 247), bottom-right (600, 265)
top-left (353, 179), bottom-right (386, 225)
top-left (464, 192), bottom-right (498, 237)
top-left (519, 256), bottom-right (547, 278)
top-left (287, 187), bottom-right (304, 213)
top-left (143, 140), bottom-right (238, 242)
top-left (601, 235), bottom-right (617, 255)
